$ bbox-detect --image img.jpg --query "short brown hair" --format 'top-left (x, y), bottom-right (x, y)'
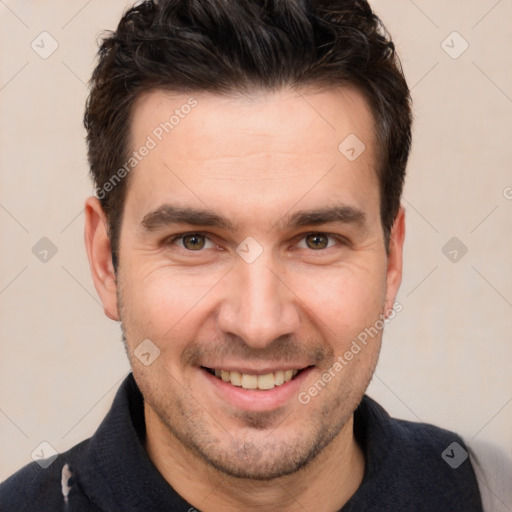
top-left (84, 0), bottom-right (412, 270)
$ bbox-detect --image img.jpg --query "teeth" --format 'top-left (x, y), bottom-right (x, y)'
top-left (241, 374), bottom-right (258, 389)
top-left (230, 371), bottom-right (242, 387)
top-left (257, 373), bottom-right (275, 390)
top-left (208, 367), bottom-right (302, 390)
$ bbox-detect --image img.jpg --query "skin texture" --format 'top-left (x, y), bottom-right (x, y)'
top-left (85, 86), bottom-right (405, 511)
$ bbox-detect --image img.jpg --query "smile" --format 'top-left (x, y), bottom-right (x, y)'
top-left (202, 367), bottom-right (306, 390)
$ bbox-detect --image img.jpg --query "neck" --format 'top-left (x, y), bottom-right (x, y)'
top-left (144, 404), bottom-right (365, 512)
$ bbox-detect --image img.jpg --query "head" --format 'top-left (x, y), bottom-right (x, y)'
top-left (84, 0), bottom-right (411, 480)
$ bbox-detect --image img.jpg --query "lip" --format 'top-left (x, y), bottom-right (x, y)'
top-left (199, 365), bottom-right (314, 412)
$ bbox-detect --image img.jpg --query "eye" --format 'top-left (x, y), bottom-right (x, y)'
top-left (170, 232), bottom-right (216, 251)
top-left (167, 231), bottom-right (345, 254)
top-left (297, 233), bottom-right (340, 250)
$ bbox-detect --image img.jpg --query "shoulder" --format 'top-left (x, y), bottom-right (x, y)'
top-left (390, 413), bottom-right (473, 471)
top-left (355, 395), bottom-right (483, 510)
top-left (465, 438), bottom-right (512, 511)
top-left (0, 439), bottom-right (90, 512)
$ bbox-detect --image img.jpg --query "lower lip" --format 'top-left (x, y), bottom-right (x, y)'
top-left (200, 367), bottom-right (314, 412)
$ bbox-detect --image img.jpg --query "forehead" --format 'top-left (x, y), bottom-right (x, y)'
top-left (130, 85), bottom-right (376, 160)
top-left (124, 86), bottom-right (380, 228)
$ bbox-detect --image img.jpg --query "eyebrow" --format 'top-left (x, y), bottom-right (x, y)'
top-left (141, 203), bottom-right (367, 232)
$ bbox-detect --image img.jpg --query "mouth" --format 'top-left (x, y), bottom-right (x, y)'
top-left (201, 366), bottom-right (309, 391)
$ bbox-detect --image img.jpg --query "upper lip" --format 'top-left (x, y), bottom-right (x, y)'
top-left (201, 364), bottom-right (312, 374)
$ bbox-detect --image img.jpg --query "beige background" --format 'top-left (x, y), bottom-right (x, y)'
top-left (1, 0), bottom-right (511, 503)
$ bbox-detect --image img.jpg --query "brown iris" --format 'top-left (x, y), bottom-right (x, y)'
top-left (305, 233), bottom-right (329, 250)
top-left (182, 234), bottom-right (206, 250)
top-left (179, 233), bottom-right (330, 251)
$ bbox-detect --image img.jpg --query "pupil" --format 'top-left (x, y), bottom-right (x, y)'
top-left (307, 233), bottom-right (327, 250)
top-left (184, 234), bottom-right (204, 250)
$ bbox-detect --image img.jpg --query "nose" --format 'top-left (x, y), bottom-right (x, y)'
top-left (216, 253), bottom-right (300, 350)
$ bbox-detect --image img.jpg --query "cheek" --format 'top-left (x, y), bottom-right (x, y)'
top-left (292, 265), bottom-right (386, 343)
top-left (119, 266), bottom-right (220, 342)
top-left (120, 251), bottom-right (387, 350)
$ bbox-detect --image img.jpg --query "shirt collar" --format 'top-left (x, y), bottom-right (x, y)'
top-left (72, 373), bottom-right (389, 511)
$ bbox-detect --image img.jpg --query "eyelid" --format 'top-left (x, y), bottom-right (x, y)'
top-left (168, 231), bottom-right (216, 250)
top-left (294, 232), bottom-right (345, 250)
top-left (166, 231), bottom-right (348, 252)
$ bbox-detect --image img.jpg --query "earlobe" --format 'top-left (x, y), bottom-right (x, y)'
top-left (84, 197), bottom-right (120, 321)
top-left (384, 206), bottom-right (406, 313)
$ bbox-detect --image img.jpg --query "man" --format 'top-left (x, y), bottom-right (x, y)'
top-left (0, 0), bottom-right (485, 510)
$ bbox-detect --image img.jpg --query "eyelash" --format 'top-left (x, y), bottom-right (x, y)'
top-left (166, 231), bottom-right (348, 253)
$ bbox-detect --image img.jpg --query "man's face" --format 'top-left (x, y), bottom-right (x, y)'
top-left (111, 87), bottom-right (403, 479)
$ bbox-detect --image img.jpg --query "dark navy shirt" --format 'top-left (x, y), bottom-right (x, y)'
top-left (0, 373), bottom-right (483, 511)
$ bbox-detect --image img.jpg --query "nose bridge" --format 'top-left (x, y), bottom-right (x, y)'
top-left (218, 250), bottom-right (298, 349)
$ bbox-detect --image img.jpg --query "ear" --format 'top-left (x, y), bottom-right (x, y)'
top-left (84, 196), bottom-right (120, 321)
top-left (384, 205), bottom-right (405, 313)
